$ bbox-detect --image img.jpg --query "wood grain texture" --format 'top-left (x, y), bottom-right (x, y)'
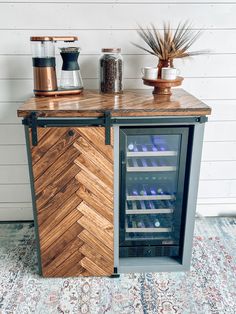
top-left (30, 126), bottom-right (114, 277)
top-left (17, 89), bottom-right (211, 118)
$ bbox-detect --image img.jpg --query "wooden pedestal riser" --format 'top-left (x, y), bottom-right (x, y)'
top-left (30, 127), bottom-right (114, 277)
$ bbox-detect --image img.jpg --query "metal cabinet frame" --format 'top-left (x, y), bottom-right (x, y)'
top-left (24, 115), bottom-right (206, 274)
top-left (113, 117), bottom-right (205, 273)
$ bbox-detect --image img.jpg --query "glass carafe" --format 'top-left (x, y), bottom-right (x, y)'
top-left (59, 47), bottom-right (83, 90)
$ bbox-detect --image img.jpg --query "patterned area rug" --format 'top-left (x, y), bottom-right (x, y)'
top-left (0, 218), bottom-right (235, 314)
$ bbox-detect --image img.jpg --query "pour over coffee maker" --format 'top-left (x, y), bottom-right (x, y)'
top-left (30, 36), bottom-right (83, 96)
top-left (59, 46), bottom-right (83, 90)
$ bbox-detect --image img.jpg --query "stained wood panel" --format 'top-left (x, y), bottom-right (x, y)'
top-left (30, 126), bottom-right (114, 277)
top-left (17, 89), bottom-right (211, 117)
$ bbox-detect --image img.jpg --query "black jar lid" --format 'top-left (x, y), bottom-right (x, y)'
top-left (102, 48), bottom-right (121, 53)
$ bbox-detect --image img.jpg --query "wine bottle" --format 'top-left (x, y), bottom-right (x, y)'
top-left (154, 219), bottom-right (161, 228)
top-left (146, 200), bottom-right (155, 209)
top-left (137, 220), bottom-right (145, 228)
top-left (146, 220), bottom-right (154, 228)
top-left (157, 188), bottom-right (164, 195)
top-left (132, 188), bottom-right (138, 196)
top-left (151, 135), bottom-right (159, 146)
top-left (158, 140), bottom-right (168, 151)
top-left (156, 200), bottom-right (163, 208)
top-left (134, 144), bottom-right (138, 152)
top-left (142, 144), bottom-right (148, 152)
top-left (131, 201), bottom-right (137, 210)
top-left (157, 200), bottom-right (163, 208)
top-left (150, 200), bottom-right (155, 209)
top-left (140, 185), bottom-right (148, 196)
top-left (127, 201), bottom-right (133, 209)
top-left (132, 159), bottom-right (138, 167)
top-left (159, 145), bottom-right (166, 151)
top-left (128, 143), bottom-right (134, 151)
top-left (136, 201), bottom-right (141, 209)
top-left (151, 159), bottom-right (158, 167)
top-left (128, 159), bottom-right (133, 167)
top-left (127, 187), bottom-right (131, 195)
top-left (140, 200), bottom-right (146, 209)
top-left (137, 159), bottom-right (143, 167)
top-left (150, 187), bottom-right (157, 195)
top-left (128, 220), bottom-right (132, 228)
top-left (145, 201), bottom-right (151, 209)
top-left (141, 158), bottom-right (148, 167)
top-left (162, 183), bottom-right (171, 195)
top-left (165, 200), bottom-right (173, 208)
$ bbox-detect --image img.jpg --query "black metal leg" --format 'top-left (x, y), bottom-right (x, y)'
top-left (110, 267), bottom-right (120, 278)
top-left (31, 112), bottom-right (38, 146)
top-left (104, 111), bottom-right (111, 145)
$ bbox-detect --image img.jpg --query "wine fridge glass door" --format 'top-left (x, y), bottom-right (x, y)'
top-left (119, 126), bottom-right (191, 258)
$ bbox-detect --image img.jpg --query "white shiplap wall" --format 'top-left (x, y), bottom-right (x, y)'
top-left (0, 0), bottom-right (236, 220)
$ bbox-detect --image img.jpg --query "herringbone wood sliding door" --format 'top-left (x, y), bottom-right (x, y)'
top-left (29, 127), bottom-right (114, 277)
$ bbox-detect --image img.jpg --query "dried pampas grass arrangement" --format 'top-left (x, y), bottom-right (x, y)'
top-left (133, 21), bottom-right (208, 61)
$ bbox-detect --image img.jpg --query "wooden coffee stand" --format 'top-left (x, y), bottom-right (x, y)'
top-left (142, 77), bottom-right (184, 95)
top-left (17, 89), bottom-right (211, 277)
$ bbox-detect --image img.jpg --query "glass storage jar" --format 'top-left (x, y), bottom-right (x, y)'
top-left (100, 48), bottom-right (123, 93)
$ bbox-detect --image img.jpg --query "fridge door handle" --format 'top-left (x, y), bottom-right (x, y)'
top-left (120, 150), bottom-right (126, 236)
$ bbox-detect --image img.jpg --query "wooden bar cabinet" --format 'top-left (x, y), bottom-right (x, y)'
top-left (17, 89), bottom-right (211, 277)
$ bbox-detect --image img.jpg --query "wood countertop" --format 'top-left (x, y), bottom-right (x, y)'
top-left (17, 89), bottom-right (211, 118)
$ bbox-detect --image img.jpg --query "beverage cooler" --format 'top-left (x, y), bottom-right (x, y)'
top-left (119, 126), bottom-right (192, 262)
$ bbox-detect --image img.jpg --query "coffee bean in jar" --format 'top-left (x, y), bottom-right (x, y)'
top-left (100, 48), bottom-right (123, 93)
